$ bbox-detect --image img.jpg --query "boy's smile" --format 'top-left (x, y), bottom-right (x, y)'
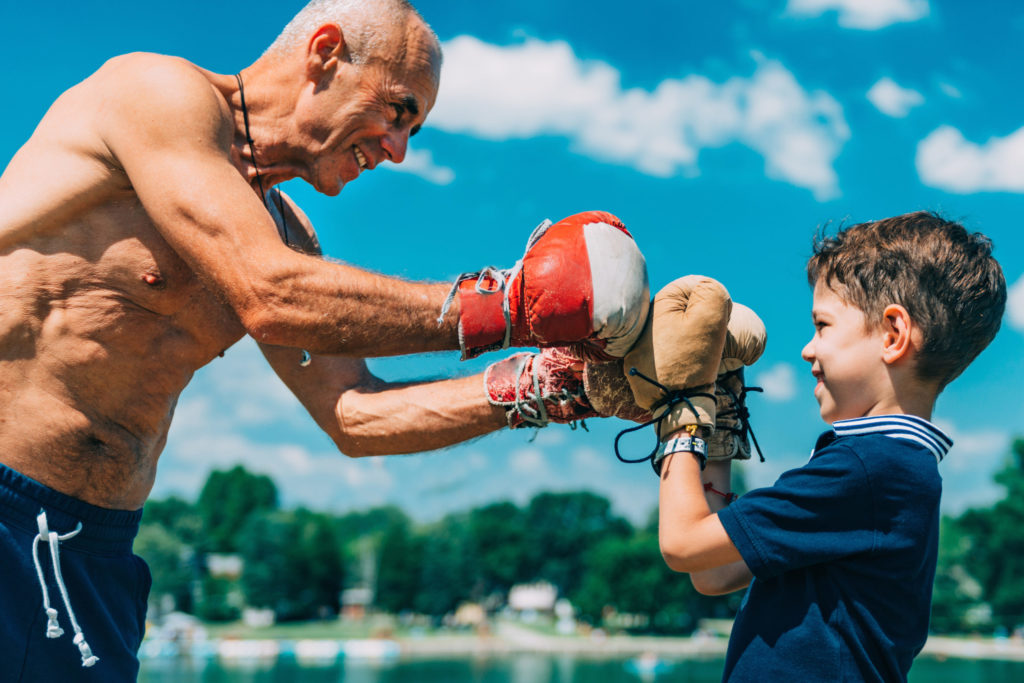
top-left (801, 283), bottom-right (892, 423)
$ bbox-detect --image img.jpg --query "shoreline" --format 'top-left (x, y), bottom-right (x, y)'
top-left (146, 624), bottom-right (1024, 663)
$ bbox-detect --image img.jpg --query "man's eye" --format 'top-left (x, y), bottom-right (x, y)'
top-left (390, 103), bottom-right (405, 124)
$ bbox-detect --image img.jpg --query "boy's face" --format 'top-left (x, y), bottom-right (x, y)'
top-left (801, 282), bottom-right (890, 423)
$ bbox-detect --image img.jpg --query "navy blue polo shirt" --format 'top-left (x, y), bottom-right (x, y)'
top-left (717, 415), bottom-right (952, 682)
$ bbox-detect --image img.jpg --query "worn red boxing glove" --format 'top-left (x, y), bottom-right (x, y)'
top-left (441, 211), bottom-right (649, 360)
top-left (484, 347), bottom-right (599, 429)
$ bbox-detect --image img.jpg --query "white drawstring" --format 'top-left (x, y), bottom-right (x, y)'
top-left (32, 510), bottom-right (99, 668)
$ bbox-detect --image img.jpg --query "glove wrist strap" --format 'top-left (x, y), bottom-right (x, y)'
top-left (652, 432), bottom-right (707, 475)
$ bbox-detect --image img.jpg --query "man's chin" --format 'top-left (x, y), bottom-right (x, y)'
top-left (311, 176), bottom-right (346, 197)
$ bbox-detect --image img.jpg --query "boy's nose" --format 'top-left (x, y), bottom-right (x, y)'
top-left (800, 338), bottom-right (815, 363)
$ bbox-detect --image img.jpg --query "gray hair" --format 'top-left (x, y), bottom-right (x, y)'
top-left (265, 0), bottom-right (426, 64)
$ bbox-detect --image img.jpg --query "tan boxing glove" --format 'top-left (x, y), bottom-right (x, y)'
top-left (707, 304), bottom-right (767, 462)
top-left (623, 276), bottom-right (731, 441)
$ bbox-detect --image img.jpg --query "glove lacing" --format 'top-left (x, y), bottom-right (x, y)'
top-left (716, 368), bottom-right (766, 462)
top-left (31, 510), bottom-right (100, 668)
top-left (613, 368), bottom-right (715, 473)
top-left (437, 219), bottom-right (555, 350)
top-left (509, 352), bottom-right (590, 431)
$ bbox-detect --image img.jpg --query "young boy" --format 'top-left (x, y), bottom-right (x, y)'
top-left (656, 212), bottom-right (1006, 682)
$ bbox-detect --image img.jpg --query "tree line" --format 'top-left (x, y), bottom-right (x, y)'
top-left (137, 439), bottom-right (1024, 635)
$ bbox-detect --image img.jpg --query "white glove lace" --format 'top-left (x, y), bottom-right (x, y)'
top-left (437, 220), bottom-right (554, 352)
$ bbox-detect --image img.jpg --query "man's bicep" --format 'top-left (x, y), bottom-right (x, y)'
top-left (100, 57), bottom-right (288, 287)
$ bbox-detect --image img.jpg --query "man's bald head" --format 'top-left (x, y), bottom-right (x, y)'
top-left (265, 0), bottom-right (440, 67)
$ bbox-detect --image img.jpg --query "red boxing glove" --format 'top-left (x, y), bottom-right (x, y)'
top-left (441, 211), bottom-right (649, 360)
top-left (484, 347), bottom-right (599, 429)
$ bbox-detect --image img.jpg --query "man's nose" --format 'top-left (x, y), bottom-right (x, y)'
top-left (381, 128), bottom-right (409, 164)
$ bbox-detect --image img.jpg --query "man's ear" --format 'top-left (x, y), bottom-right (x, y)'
top-left (306, 24), bottom-right (346, 81)
top-left (881, 304), bottom-right (914, 365)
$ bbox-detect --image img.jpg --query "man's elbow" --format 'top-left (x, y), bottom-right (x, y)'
top-left (331, 396), bottom-right (386, 458)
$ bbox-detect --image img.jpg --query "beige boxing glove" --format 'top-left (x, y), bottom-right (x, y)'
top-left (707, 304), bottom-right (767, 462)
top-left (623, 276), bottom-right (731, 440)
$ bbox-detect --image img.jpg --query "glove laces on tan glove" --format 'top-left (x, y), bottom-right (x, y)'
top-left (612, 366), bottom-right (717, 474)
top-left (709, 367), bottom-right (765, 462)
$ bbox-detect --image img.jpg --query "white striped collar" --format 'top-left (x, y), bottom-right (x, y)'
top-left (826, 414), bottom-right (953, 464)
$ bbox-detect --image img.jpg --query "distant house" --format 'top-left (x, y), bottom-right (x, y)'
top-left (507, 581), bottom-right (557, 614)
top-left (206, 553), bottom-right (243, 579)
top-left (341, 586), bottom-right (374, 620)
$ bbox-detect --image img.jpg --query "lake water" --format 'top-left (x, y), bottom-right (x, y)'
top-left (138, 654), bottom-right (1024, 682)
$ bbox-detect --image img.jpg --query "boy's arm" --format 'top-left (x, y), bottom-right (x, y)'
top-left (658, 444), bottom-right (749, 579)
top-left (687, 460), bottom-right (753, 594)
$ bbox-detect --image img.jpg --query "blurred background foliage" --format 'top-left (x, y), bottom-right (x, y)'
top-left (136, 439), bottom-right (1024, 634)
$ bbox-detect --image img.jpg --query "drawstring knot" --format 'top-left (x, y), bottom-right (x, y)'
top-left (32, 510), bottom-right (100, 668)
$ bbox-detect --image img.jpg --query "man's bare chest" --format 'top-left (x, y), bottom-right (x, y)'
top-left (0, 195), bottom-right (245, 365)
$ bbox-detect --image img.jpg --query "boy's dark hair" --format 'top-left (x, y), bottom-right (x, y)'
top-left (807, 211), bottom-right (1006, 387)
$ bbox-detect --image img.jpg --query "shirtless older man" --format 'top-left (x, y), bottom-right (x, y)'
top-left (0, 0), bottom-right (650, 678)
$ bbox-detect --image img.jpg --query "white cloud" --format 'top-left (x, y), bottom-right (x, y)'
top-left (383, 148), bottom-right (455, 185)
top-left (430, 37), bottom-right (849, 200)
top-left (755, 363), bottom-right (799, 402)
top-left (510, 447), bottom-right (549, 475)
top-left (867, 77), bottom-right (924, 118)
top-left (1008, 274), bottom-right (1024, 332)
top-left (916, 125), bottom-right (1024, 193)
top-left (786, 0), bottom-right (929, 30)
top-left (938, 81), bottom-right (962, 99)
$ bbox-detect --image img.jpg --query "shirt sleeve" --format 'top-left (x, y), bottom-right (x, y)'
top-left (717, 443), bottom-right (877, 579)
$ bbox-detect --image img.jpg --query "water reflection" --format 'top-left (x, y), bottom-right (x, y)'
top-left (138, 654), bottom-right (1024, 683)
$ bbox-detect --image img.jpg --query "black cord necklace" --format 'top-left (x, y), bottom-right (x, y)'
top-left (235, 72), bottom-right (291, 247)
top-left (235, 71), bottom-right (310, 368)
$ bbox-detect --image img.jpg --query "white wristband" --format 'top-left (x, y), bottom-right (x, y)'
top-left (652, 434), bottom-right (708, 474)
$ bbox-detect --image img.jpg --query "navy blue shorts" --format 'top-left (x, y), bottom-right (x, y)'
top-left (0, 463), bottom-right (150, 682)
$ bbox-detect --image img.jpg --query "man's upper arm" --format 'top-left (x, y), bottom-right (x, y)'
top-left (98, 55), bottom-right (298, 318)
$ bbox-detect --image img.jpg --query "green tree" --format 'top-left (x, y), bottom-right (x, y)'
top-left (375, 515), bottom-right (423, 614)
top-left (959, 439), bottom-right (1024, 630)
top-left (239, 509), bottom-right (344, 621)
top-left (414, 514), bottom-right (474, 616)
top-left (142, 496), bottom-right (204, 546)
top-left (467, 501), bottom-right (528, 595)
top-left (573, 530), bottom-right (731, 634)
top-left (523, 491), bottom-right (632, 596)
top-left (931, 515), bottom-right (984, 633)
top-left (135, 522), bottom-right (195, 614)
top-left (197, 465), bottom-right (278, 553)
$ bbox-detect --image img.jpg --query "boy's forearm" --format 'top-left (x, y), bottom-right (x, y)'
top-left (658, 443), bottom-right (744, 573)
top-left (687, 461), bottom-right (753, 593)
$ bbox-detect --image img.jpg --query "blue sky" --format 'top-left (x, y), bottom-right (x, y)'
top-left (3, 0), bottom-right (1023, 523)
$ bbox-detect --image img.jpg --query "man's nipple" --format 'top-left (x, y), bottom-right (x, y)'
top-left (142, 272), bottom-right (164, 288)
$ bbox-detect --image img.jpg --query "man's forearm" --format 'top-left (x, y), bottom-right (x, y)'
top-left (243, 255), bottom-right (460, 356)
top-left (333, 373), bottom-right (507, 457)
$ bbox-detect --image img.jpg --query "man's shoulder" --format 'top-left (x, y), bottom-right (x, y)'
top-left (88, 53), bottom-right (232, 147)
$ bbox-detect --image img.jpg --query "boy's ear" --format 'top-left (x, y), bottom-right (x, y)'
top-left (880, 304), bottom-right (914, 364)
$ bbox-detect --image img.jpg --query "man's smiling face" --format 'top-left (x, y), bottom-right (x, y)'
top-left (304, 19), bottom-right (440, 196)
